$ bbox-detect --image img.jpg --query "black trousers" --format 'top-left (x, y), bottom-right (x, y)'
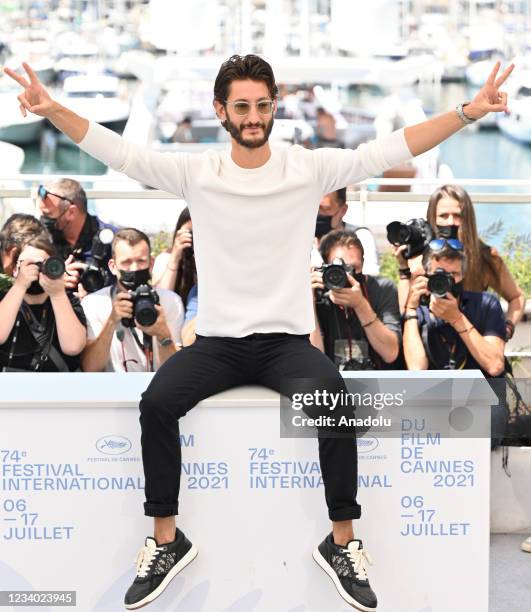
top-left (139, 332), bottom-right (361, 521)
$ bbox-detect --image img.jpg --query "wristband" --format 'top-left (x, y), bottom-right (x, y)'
top-left (457, 326), bottom-right (474, 334)
top-left (157, 336), bottom-right (173, 347)
top-left (505, 320), bottom-right (515, 340)
top-left (361, 315), bottom-right (378, 328)
top-left (402, 313), bottom-right (418, 322)
top-left (398, 267), bottom-right (411, 279)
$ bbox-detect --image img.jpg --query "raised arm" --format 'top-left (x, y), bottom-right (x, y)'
top-left (404, 61), bottom-right (514, 156)
top-left (3, 63), bottom-right (188, 196)
top-left (4, 62), bottom-right (89, 143)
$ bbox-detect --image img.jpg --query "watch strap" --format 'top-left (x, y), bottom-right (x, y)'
top-left (456, 103), bottom-right (476, 125)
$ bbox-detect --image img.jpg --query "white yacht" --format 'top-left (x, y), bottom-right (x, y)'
top-left (497, 61), bottom-right (531, 144)
top-left (0, 78), bottom-right (44, 145)
top-left (56, 74), bottom-right (130, 143)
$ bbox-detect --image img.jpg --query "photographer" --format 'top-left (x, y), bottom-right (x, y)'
top-left (81, 228), bottom-right (184, 372)
top-left (403, 242), bottom-right (505, 376)
top-left (310, 230), bottom-right (401, 369)
top-left (0, 214), bottom-right (46, 277)
top-left (36, 178), bottom-right (117, 294)
top-left (391, 185), bottom-right (524, 341)
top-left (0, 235), bottom-right (87, 372)
top-left (152, 207), bottom-right (196, 304)
top-left (315, 188), bottom-right (379, 275)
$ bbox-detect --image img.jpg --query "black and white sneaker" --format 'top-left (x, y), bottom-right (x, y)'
top-left (124, 527), bottom-right (198, 609)
top-left (313, 533), bottom-right (377, 611)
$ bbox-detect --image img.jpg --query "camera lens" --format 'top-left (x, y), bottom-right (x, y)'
top-left (135, 299), bottom-right (158, 327)
top-left (323, 265), bottom-right (347, 290)
top-left (386, 221), bottom-right (405, 245)
top-left (428, 273), bottom-right (451, 297)
top-left (80, 267), bottom-right (105, 293)
top-left (42, 256), bottom-right (65, 280)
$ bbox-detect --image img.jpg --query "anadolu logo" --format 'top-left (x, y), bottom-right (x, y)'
top-left (358, 436), bottom-right (379, 453)
top-left (96, 435), bottom-right (132, 455)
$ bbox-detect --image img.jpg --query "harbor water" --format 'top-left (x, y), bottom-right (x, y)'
top-left (16, 81), bottom-right (531, 246)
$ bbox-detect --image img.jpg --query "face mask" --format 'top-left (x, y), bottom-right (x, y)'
top-left (26, 280), bottom-right (45, 295)
top-left (452, 280), bottom-right (464, 299)
top-left (40, 215), bottom-right (65, 240)
top-left (315, 215), bottom-right (333, 239)
top-left (118, 268), bottom-right (151, 290)
top-left (436, 224), bottom-right (459, 240)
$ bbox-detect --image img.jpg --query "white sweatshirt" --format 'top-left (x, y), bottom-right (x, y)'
top-left (78, 123), bottom-right (412, 337)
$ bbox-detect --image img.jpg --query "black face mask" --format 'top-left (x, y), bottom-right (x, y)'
top-left (315, 214), bottom-right (333, 239)
top-left (119, 268), bottom-right (151, 290)
top-left (26, 280), bottom-right (45, 295)
top-left (41, 215), bottom-right (65, 241)
top-left (436, 224), bottom-right (459, 240)
top-left (452, 280), bottom-right (464, 299)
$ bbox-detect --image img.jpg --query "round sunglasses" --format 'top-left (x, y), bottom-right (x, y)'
top-left (224, 99), bottom-right (274, 116)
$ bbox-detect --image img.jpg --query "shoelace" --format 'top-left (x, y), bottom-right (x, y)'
top-left (135, 541), bottom-right (161, 578)
top-left (345, 542), bottom-right (373, 582)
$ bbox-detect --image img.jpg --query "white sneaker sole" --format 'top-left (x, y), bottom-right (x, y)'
top-left (521, 540), bottom-right (531, 553)
top-left (312, 547), bottom-right (377, 612)
top-left (124, 544), bottom-right (198, 610)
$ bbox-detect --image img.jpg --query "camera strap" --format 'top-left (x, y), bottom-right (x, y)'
top-left (420, 319), bottom-right (466, 371)
top-left (131, 327), bottom-right (154, 372)
top-left (344, 278), bottom-right (382, 369)
top-left (7, 302), bottom-right (69, 372)
top-left (111, 284), bottom-right (153, 372)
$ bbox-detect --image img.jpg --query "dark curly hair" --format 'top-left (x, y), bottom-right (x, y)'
top-left (214, 54), bottom-right (278, 103)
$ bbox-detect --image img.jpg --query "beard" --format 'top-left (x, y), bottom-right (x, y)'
top-left (221, 114), bottom-right (274, 149)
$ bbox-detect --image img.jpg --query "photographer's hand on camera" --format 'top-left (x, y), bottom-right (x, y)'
top-left (328, 273), bottom-right (364, 309)
top-left (405, 275), bottom-right (429, 310)
top-left (13, 259), bottom-right (39, 293)
top-left (392, 244), bottom-right (408, 269)
top-left (110, 291), bottom-right (134, 325)
top-left (64, 254), bottom-right (87, 294)
top-left (429, 292), bottom-right (461, 323)
top-left (39, 272), bottom-right (65, 297)
top-left (136, 305), bottom-right (171, 340)
top-left (310, 268), bottom-right (325, 295)
top-left (167, 229), bottom-right (193, 273)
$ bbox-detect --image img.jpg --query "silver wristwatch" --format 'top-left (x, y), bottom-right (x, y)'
top-left (456, 102), bottom-right (476, 125)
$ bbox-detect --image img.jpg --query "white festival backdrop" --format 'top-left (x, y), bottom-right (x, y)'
top-left (0, 371), bottom-right (494, 612)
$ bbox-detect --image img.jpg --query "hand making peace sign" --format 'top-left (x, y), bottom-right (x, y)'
top-left (466, 61), bottom-right (515, 120)
top-left (3, 61), bottom-right (57, 118)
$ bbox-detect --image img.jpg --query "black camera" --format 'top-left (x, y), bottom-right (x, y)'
top-left (315, 259), bottom-right (364, 304)
top-left (386, 218), bottom-right (434, 259)
top-left (320, 258), bottom-right (364, 290)
top-left (80, 228), bottom-right (114, 293)
top-left (321, 258), bottom-right (351, 290)
top-left (36, 256), bottom-right (65, 279)
top-left (427, 268), bottom-right (456, 298)
top-left (122, 284), bottom-right (160, 328)
top-left (341, 356), bottom-right (375, 371)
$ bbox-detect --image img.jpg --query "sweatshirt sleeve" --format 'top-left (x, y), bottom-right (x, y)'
top-left (77, 122), bottom-right (189, 198)
top-left (312, 128), bottom-right (412, 195)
